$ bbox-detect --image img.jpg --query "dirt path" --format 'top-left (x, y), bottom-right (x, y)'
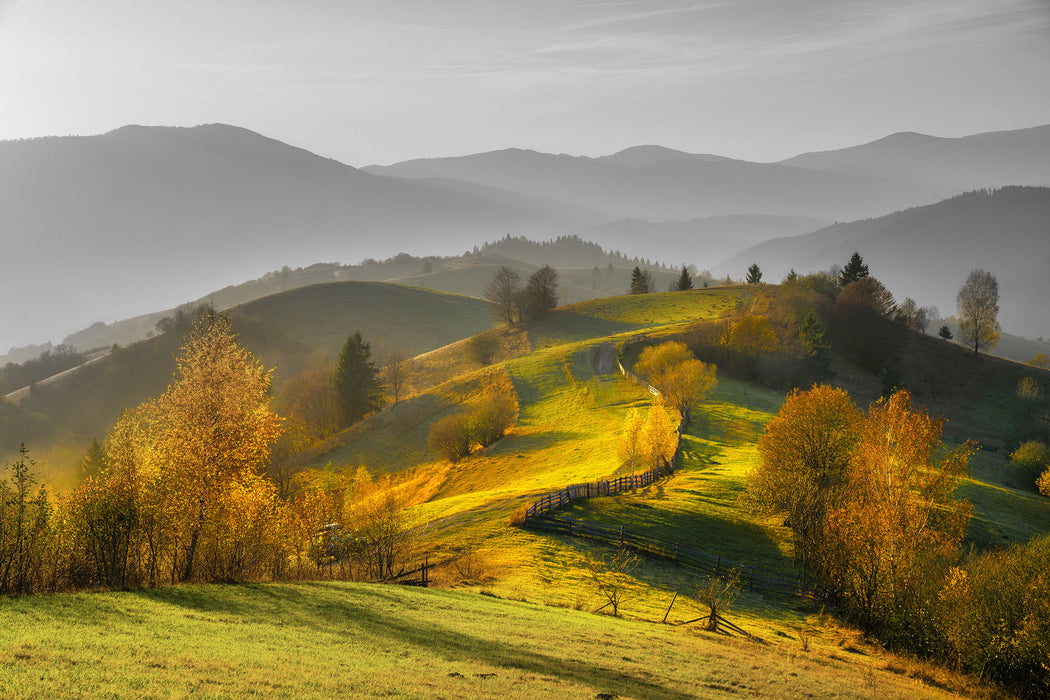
top-left (594, 341), bottom-right (618, 375)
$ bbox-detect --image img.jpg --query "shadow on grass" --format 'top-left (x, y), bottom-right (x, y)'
top-left (561, 499), bottom-right (794, 577)
top-left (132, 583), bottom-right (693, 700)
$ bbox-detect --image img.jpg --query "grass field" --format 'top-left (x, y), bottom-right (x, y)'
top-left (0, 581), bottom-right (975, 699)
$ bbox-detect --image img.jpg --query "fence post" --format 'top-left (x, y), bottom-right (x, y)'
top-left (424, 556), bottom-right (429, 586)
top-left (716, 557), bottom-right (721, 576)
top-left (675, 542), bottom-right (679, 564)
top-left (620, 525), bottom-right (624, 546)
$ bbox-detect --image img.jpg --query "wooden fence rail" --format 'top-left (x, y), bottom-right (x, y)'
top-left (525, 515), bottom-right (809, 598)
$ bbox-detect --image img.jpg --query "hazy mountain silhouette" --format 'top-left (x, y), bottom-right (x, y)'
top-left (0, 124), bottom-right (584, 351)
top-left (717, 187), bottom-right (1050, 338)
top-left (580, 214), bottom-right (829, 270)
top-left (781, 125), bottom-right (1050, 189)
top-left (365, 147), bottom-right (944, 221)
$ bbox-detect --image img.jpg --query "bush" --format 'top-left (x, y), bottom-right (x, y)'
top-left (938, 534), bottom-right (1050, 698)
top-left (428, 413), bottom-right (473, 463)
top-left (470, 391), bottom-right (518, 447)
top-left (465, 331), bottom-right (501, 366)
top-left (1005, 441), bottom-right (1050, 491)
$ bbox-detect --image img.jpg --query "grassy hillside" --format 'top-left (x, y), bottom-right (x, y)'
top-left (5, 285), bottom-right (1045, 698)
top-left (0, 581), bottom-right (971, 699)
top-left (2, 282), bottom-right (495, 486)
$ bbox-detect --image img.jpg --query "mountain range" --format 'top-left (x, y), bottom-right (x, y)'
top-left (2, 122), bottom-right (1049, 352)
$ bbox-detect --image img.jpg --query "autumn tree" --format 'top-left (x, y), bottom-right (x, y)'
top-left (826, 391), bottom-right (972, 629)
top-left (617, 409), bottom-right (645, 472)
top-left (675, 266), bottom-right (693, 291)
top-left (1028, 352), bottom-right (1050, 370)
top-left (957, 269), bottom-right (1000, 356)
top-left (334, 332), bottom-right (385, 426)
top-left (634, 341), bottom-right (717, 424)
top-left (750, 386), bottom-right (862, 586)
top-left (839, 251), bottom-right (869, 286)
top-left (746, 263), bottom-right (762, 284)
top-left (483, 266), bottom-right (523, 326)
top-left (134, 314), bottom-right (283, 582)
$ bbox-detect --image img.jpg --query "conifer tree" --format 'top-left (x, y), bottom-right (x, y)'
top-left (746, 263), bottom-right (762, 284)
top-left (334, 332), bottom-right (385, 426)
top-left (675, 266), bottom-right (693, 291)
top-left (839, 251), bottom-right (869, 286)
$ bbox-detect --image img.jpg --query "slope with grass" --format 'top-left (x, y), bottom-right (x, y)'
top-left (3, 282), bottom-right (496, 487)
top-left (0, 581), bottom-right (973, 699)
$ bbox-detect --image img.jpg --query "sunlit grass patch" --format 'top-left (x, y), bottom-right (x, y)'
top-left (0, 581), bottom-right (970, 699)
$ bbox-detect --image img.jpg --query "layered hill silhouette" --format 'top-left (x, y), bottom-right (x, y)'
top-left (0, 124), bottom-right (584, 353)
top-left (364, 145), bottom-right (945, 222)
top-left (781, 124), bottom-right (1050, 189)
top-left (4, 121), bottom-right (1048, 354)
top-left (718, 187), bottom-right (1050, 338)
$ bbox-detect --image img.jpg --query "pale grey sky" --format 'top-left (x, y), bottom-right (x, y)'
top-left (2, 0), bottom-right (1048, 165)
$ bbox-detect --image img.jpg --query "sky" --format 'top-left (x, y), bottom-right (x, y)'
top-left (2, 0), bottom-right (1049, 166)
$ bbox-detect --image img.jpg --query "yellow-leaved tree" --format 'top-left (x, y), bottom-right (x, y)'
top-left (633, 341), bottom-right (717, 424)
top-left (138, 313), bottom-right (283, 582)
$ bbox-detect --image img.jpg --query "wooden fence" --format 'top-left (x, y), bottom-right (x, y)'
top-left (387, 558), bottom-right (435, 587)
top-left (526, 515), bottom-right (809, 599)
top-left (523, 462), bottom-right (675, 519)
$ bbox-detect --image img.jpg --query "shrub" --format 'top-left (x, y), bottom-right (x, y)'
top-left (470, 390), bottom-right (518, 447)
top-left (465, 331), bottom-right (501, 366)
top-left (938, 534), bottom-right (1050, 698)
top-left (427, 413), bottom-right (473, 463)
top-left (1005, 441), bottom-right (1050, 491)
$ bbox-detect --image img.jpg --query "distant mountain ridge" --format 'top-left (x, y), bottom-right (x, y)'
top-left (3, 120), bottom-right (1049, 352)
top-left (780, 125), bottom-right (1050, 189)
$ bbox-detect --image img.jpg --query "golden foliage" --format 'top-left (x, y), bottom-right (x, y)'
top-left (634, 341), bottom-right (717, 421)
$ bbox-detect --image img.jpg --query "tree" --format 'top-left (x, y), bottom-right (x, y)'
top-left (938, 325), bottom-right (953, 340)
top-left (139, 313), bottom-right (282, 582)
top-left (1028, 353), bottom-right (1050, 370)
top-left (839, 251), bottom-right (869, 286)
top-left (466, 331), bottom-right (501, 366)
top-left (334, 332), bottom-right (385, 426)
top-left (746, 263), bottom-right (762, 284)
top-left (750, 386), bottom-right (862, 585)
top-left (957, 269), bottom-right (1000, 356)
top-left (483, 266), bottom-right (523, 326)
top-left (381, 349), bottom-right (409, 404)
top-left (634, 342), bottom-right (717, 424)
top-left (826, 391), bottom-right (972, 627)
top-left (830, 277), bottom-right (902, 373)
top-left (523, 265), bottom-right (559, 321)
top-left (629, 266), bottom-right (654, 294)
top-left (76, 438), bottom-right (109, 483)
top-left (427, 413), bottom-right (472, 463)
top-left (675, 266), bottom-right (693, 291)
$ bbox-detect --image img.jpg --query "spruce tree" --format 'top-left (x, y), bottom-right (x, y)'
top-left (675, 266), bottom-right (693, 291)
top-left (746, 263), bottom-right (762, 284)
top-left (839, 252), bottom-right (869, 286)
top-left (334, 332), bottom-right (385, 426)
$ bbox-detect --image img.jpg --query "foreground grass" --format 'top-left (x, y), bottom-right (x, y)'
top-left (0, 581), bottom-right (969, 699)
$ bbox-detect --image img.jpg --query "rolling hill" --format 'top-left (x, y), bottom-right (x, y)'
top-left (1, 282), bottom-right (496, 484)
top-left (717, 187), bottom-right (1050, 338)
